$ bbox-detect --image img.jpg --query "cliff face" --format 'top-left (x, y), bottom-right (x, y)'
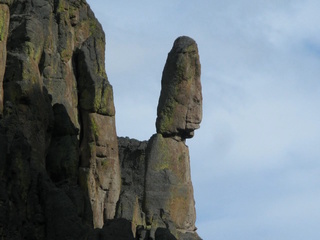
top-left (0, 1), bottom-right (202, 240)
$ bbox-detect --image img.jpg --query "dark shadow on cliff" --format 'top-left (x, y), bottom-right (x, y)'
top-left (88, 218), bottom-right (134, 240)
top-left (0, 84), bottom-right (93, 239)
top-left (44, 102), bottom-right (95, 238)
top-left (46, 103), bottom-right (79, 184)
top-left (155, 228), bottom-right (177, 240)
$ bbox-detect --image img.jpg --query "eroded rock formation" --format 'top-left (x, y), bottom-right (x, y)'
top-left (115, 36), bottom-right (202, 240)
top-left (0, 1), bottom-right (202, 239)
top-left (144, 36), bottom-right (202, 240)
top-left (0, 0), bottom-right (120, 238)
top-left (156, 36), bottom-right (202, 139)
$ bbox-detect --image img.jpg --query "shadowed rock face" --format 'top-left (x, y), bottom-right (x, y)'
top-left (156, 36), bottom-right (202, 139)
top-left (0, 1), bottom-right (202, 239)
top-left (0, 0), bottom-right (120, 238)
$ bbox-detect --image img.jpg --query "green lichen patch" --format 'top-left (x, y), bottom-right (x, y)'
top-left (0, 4), bottom-right (9, 41)
top-left (89, 116), bottom-right (99, 140)
top-left (100, 158), bottom-right (110, 168)
top-left (156, 98), bottom-right (178, 135)
top-left (95, 81), bottom-right (115, 116)
top-left (24, 42), bottom-right (43, 63)
top-left (55, 0), bottom-right (68, 13)
top-left (74, 18), bottom-right (104, 47)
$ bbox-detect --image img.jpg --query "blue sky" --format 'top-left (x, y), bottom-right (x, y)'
top-left (87, 1), bottom-right (320, 239)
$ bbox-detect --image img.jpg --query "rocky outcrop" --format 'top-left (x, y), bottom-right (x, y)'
top-left (0, 1), bottom-right (202, 239)
top-left (156, 36), bottom-right (202, 139)
top-left (116, 137), bottom-right (148, 237)
top-left (144, 36), bottom-right (202, 240)
top-left (144, 134), bottom-right (197, 236)
top-left (114, 37), bottom-right (202, 240)
top-left (0, 0), bottom-right (120, 238)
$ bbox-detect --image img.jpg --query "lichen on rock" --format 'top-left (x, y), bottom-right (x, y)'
top-left (0, 0), bottom-right (120, 238)
top-left (116, 36), bottom-right (203, 240)
top-left (156, 36), bottom-right (202, 139)
top-left (0, 4), bottom-right (9, 115)
top-left (144, 134), bottom-right (196, 231)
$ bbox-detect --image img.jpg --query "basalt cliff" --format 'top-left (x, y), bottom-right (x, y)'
top-left (0, 1), bottom-right (202, 239)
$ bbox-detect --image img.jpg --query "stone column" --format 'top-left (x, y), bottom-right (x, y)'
top-left (145, 36), bottom-right (202, 239)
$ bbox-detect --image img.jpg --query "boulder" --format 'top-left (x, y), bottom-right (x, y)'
top-left (156, 36), bottom-right (202, 139)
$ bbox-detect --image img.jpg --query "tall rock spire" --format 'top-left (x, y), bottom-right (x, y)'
top-left (115, 36), bottom-right (202, 240)
top-left (144, 36), bottom-right (202, 240)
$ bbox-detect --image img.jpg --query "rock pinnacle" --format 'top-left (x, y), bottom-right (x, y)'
top-left (156, 36), bottom-right (202, 139)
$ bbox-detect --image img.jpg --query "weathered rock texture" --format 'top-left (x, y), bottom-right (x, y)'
top-left (114, 37), bottom-right (202, 240)
top-left (0, 4), bottom-right (9, 115)
top-left (116, 137), bottom-right (148, 237)
top-left (0, 0), bottom-right (120, 238)
top-left (144, 36), bottom-right (202, 240)
top-left (0, 0), bottom-right (202, 239)
top-left (144, 134), bottom-right (196, 234)
top-left (156, 36), bottom-right (202, 139)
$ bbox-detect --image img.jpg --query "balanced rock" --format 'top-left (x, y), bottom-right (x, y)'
top-left (156, 36), bottom-right (202, 139)
top-left (143, 36), bottom-right (202, 240)
top-left (114, 37), bottom-right (203, 239)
